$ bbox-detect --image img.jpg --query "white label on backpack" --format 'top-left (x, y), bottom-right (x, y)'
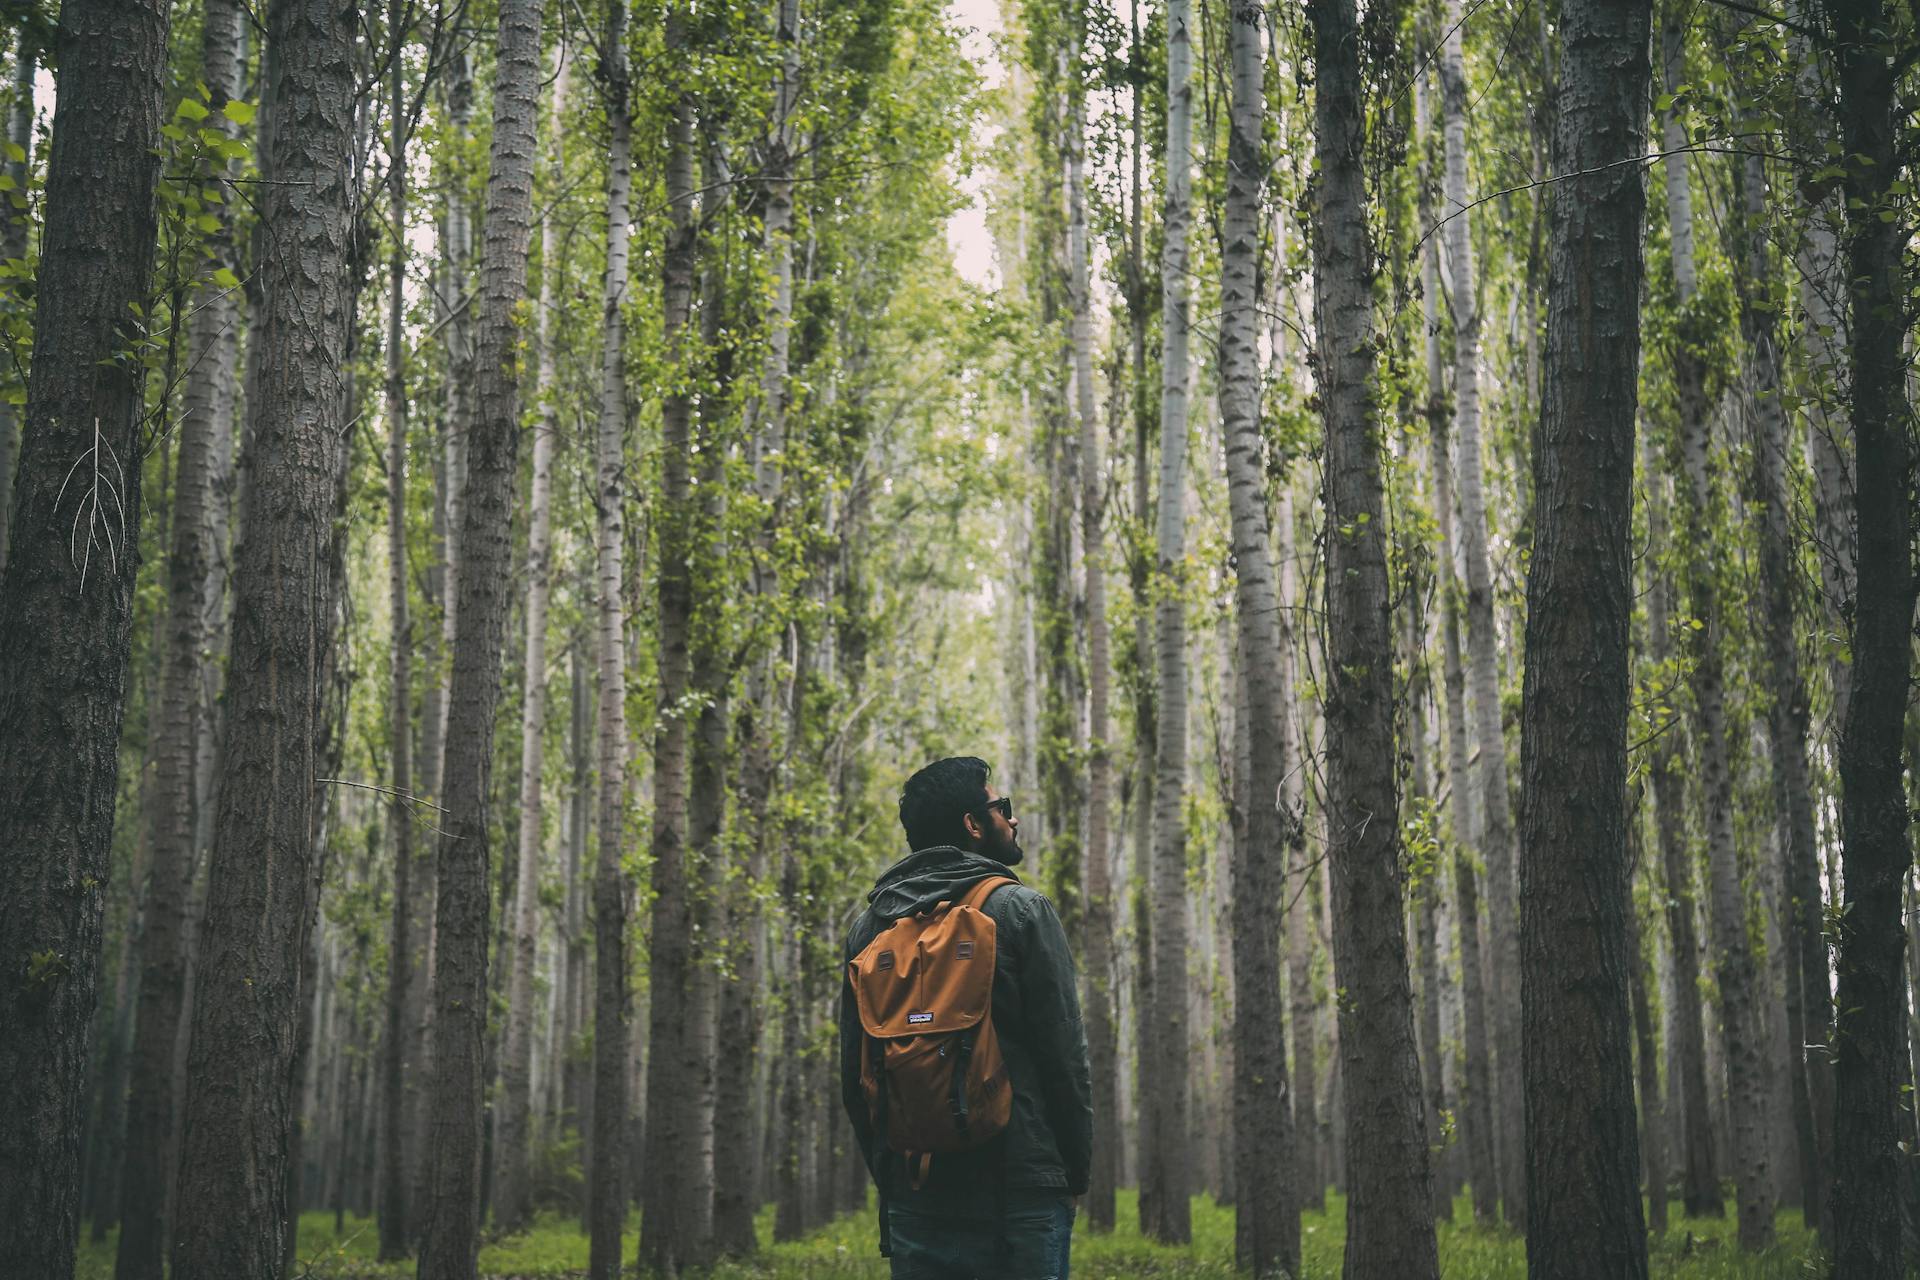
top-left (908, 1011), bottom-right (933, 1024)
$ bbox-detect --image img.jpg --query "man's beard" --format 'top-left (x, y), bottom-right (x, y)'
top-left (982, 829), bottom-right (1025, 867)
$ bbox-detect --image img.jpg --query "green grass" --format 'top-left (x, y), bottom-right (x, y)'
top-left (76, 1190), bottom-right (1821, 1278)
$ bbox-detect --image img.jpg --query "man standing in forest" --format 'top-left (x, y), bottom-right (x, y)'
top-left (840, 756), bottom-right (1092, 1279)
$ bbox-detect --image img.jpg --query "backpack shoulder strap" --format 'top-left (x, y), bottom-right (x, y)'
top-left (957, 874), bottom-right (1016, 914)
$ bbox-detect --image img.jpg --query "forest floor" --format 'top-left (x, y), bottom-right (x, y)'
top-left (75, 1188), bottom-right (1819, 1278)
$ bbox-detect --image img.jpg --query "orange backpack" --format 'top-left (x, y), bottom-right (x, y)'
top-left (850, 875), bottom-right (1016, 1183)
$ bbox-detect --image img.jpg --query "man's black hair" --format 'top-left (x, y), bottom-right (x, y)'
top-left (899, 756), bottom-right (993, 851)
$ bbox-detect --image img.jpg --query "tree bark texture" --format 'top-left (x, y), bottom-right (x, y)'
top-left (1145, 0), bottom-right (1193, 1241)
top-left (1826, 1), bottom-right (1913, 1272)
top-left (1516, 0), bottom-right (1652, 1273)
top-left (587, 11), bottom-right (632, 1275)
top-left (1220, 5), bottom-right (1296, 1270)
top-left (494, 41), bottom-right (570, 1238)
top-left (0, 3), bottom-right (169, 1275)
top-left (166, 2), bottom-right (355, 1275)
top-left (420, 0), bottom-right (542, 1273)
top-left (641, 25), bottom-right (701, 1268)
top-left (1307, 1), bottom-right (1440, 1273)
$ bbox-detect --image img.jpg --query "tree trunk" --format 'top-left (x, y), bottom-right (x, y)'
top-left (1826, 1), bottom-right (1912, 1272)
top-left (1733, 133), bottom-right (1832, 1244)
top-left (115, 5), bottom-right (244, 1276)
top-left (1278, 478), bottom-right (1321, 1218)
top-left (1660, 21), bottom-right (1775, 1246)
top-left (586, 12), bottom-right (632, 1277)
top-left (493, 41), bottom-right (570, 1238)
top-left (563, 642), bottom-right (591, 1142)
top-left (641, 18), bottom-right (701, 1267)
top-left (1640, 431), bottom-right (1719, 1217)
top-left (1422, 147), bottom-right (1498, 1230)
top-left (712, 0), bottom-right (802, 1251)
top-left (379, 7), bottom-right (416, 1258)
top-left (0, 8), bottom-right (169, 1274)
top-left (678, 149), bottom-right (736, 1262)
top-left (1436, 0), bottom-right (1525, 1225)
top-left (1064, 11), bottom-right (1120, 1237)
top-left (420, 0), bottom-right (543, 1272)
top-left (166, 3), bottom-right (354, 1275)
top-left (1219, 4), bottom-right (1296, 1269)
top-left (1143, 0), bottom-right (1193, 1243)
top-left (1409, 638), bottom-right (1450, 1227)
top-left (1308, 0), bottom-right (1439, 1271)
top-left (1629, 848), bottom-right (1669, 1234)
top-left (0, 37), bottom-right (34, 577)
top-left (1516, 0), bottom-right (1652, 1272)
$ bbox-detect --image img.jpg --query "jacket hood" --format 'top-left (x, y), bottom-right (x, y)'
top-left (864, 845), bottom-right (1021, 922)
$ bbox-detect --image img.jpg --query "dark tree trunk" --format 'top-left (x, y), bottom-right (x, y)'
top-left (1219, 3), bottom-right (1296, 1270)
top-left (641, 15), bottom-right (702, 1268)
top-left (1825, 1), bottom-right (1913, 1273)
top-left (167, 2), bottom-right (356, 1276)
top-left (0, 2), bottom-right (169, 1274)
top-left (1515, 0), bottom-right (1652, 1273)
top-left (1307, 0), bottom-right (1439, 1272)
top-left (419, 0), bottom-right (542, 1273)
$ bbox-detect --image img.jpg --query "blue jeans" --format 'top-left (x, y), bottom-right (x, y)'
top-left (886, 1191), bottom-right (1075, 1280)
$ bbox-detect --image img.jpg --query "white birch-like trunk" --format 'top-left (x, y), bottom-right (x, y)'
top-left (1145, 0), bottom-right (1193, 1241)
top-left (587, 10), bottom-right (632, 1275)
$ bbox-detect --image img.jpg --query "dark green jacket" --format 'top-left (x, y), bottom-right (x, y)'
top-left (838, 846), bottom-right (1093, 1214)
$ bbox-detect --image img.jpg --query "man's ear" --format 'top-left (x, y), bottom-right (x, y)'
top-left (961, 811), bottom-right (982, 841)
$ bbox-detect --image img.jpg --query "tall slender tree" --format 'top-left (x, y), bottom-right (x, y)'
top-left (587, 6), bottom-right (633, 1275)
top-left (1516, 0), bottom-right (1652, 1272)
top-left (378, 4), bottom-right (419, 1262)
top-left (1066, 5), bottom-right (1119, 1238)
top-left (1144, 0), bottom-right (1194, 1240)
top-left (168, 0), bottom-right (357, 1274)
top-left (641, 10), bottom-right (704, 1266)
top-left (494, 41), bottom-right (570, 1237)
top-left (1307, 0), bottom-right (1440, 1271)
top-left (1825, 0), bottom-right (1913, 1273)
top-left (0, 2), bottom-right (170, 1275)
top-left (1659, 19), bottom-right (1775, 1246)
top-left (1436, 0), bottom-right (1523, 1222)
top-left (420, 0), bottom-right (543, 1272)
top-left (1219, 2), bottom-right (1295, 1270)
top-left (115, 4), bottom-right (245, 1276)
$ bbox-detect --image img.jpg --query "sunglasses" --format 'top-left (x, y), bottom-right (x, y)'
top-left (985, 796), bottom-right (1014, 822)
